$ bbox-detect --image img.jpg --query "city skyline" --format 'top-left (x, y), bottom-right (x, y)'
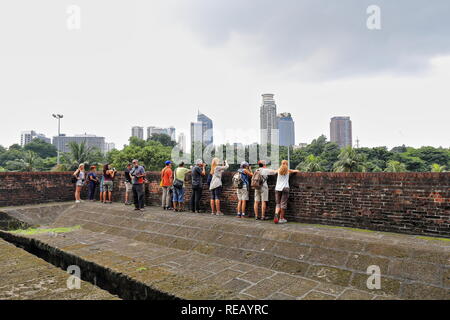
top-left (1, 1), bottom-right (449, 150)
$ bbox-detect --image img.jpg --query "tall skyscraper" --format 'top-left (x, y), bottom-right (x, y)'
top-left (147, 126), bottom-right (176, 141)
top-left (131, 126), bottom-right (144, 140)
top-left (190, 122), bottom-right (203, 145)
top-left (20, 131), bottom-right (51, 146)
top-left (260, 94), bottom-right (278, 146)
top-left (278, 113), bottom-right (295, 146)
top-left (177, 133), bottom-right (186, 153)
top-left (52, 134), bottom-right (106, 153)
top-left (197, 111), bottom-right (214, 146)
top-left (330, 116), bottom-right (353, 148)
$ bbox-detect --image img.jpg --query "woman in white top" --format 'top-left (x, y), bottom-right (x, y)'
top-left (209, 158), bottom-right (229, 216)
top-left (274, 160), bottom-right (299, 224)
top-left (73, 163), bottom-right (85, 203)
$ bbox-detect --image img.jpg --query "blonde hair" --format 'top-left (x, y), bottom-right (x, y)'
top-left (210, 158), bottom-right (220, 175)
top-left (79, 163), bottom-right (85, 170)
top-left (278, 160), bottom-right (289, 176)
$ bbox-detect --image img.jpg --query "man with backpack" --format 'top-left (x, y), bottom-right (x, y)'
top-left (252, 160), bottom-right (276, 220)
top-left (233, 161), bottom-right (253, 218)
top-left (130, 159), bottom-right (146, 211)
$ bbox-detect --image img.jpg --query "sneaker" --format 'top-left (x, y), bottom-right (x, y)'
top-left (216, 212), bottom-right (224, 216)
top-left (274, 213), bottom-right (279, 224)
top-left (236, 213), bottom-right (242, 218)
top-left (75, 200), bottom-right (81, 204)
top-left (279, 219), bottom-right (288, 224)
top-left (255, 216), bottom-right (260, 220)
top-left (211, 212), bottom-right (216, 215)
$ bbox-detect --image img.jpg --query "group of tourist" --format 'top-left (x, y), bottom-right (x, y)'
top-left (72, 159), bottom-right (299, 224)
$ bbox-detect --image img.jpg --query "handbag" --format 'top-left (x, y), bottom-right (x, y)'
top-left (173, 168), bottom-right (184, 189)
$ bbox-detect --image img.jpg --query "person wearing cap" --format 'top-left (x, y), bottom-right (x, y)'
top-left (161, 161), bottom-right (173, 210)
top-left (130, 159), bottom-right (146, 211)
top-left (254, 160), bottom-right (277, 220)
top-left (236, 161), bottom-right (253, 218)
top-left (190, 159), bottom-right (206, 213)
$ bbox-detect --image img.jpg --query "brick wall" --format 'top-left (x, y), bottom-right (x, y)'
top-left (0, 171), bottom-right (449, 237)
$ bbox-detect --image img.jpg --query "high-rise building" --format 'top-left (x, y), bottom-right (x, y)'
top-left (260, 94), bottom-right (279, 146)
top-left (177, 133), bottom-right (186, 153)
top-left (330, 116), bottom-right (353, 148)
top-left (278, 112), bottom-right (295, 146)
top-left (197, 111), bottom-right (214, 146)
top-left (190, 122), bottom-right (203, 145)
top-left (105, 142), bottom-right (116, 153)
top-left (147, 126), bottom-right (176, 141)
top-left (53, 134), bottom-right (106, 154)
top-left (20, 131), bottom-right (51, 146)
top-left (131, 126), bottom-right (144, 140)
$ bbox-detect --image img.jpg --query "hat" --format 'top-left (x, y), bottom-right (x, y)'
top-left (165, 161), bottom-right (172, 165)
top-left (240, 161), bottom-right (249, 168)
top-left (195, 159), bottom-right (203, 165)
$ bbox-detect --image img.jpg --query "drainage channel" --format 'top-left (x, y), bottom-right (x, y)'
top-left (0, 231), bottom-right (180, 301)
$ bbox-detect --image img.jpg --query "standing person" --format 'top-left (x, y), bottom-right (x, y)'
top-left (87, 166), bottom-right (99, 201)
top-left (235, 161), bottom-right (253, 218)
top-left (102, 164), bottom-right (116, 204)
top-left (172, 162), bottom-right (190, 212)
top-left (209, 158), bottom-right (229, 216)
top-left (190, 159), bottom-right (206, 213)
top-left (73, 163), bottom-right (85, 203)
top-left (161, 161), bottom-right (173, 210)
top-left (253, 160), bottom-right (276, 220)
top-left (124, 163), bottom-right (133, 205)
top-left (99, 173), bottom-right (105, 203)
top-left (130, 159), bottom-right (146, 211)
top-left (274, 160), bottom-right (300, 224)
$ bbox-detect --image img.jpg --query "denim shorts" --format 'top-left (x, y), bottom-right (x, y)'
top-left (210, 187), bottom-right (222, 200)
top-left (172, 187), bottom-right (185, 203)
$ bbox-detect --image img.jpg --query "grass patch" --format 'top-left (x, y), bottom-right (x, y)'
top-left (416, 236), bottom-right (450, 243)
top-left (10, 225), bottom-right (81, 235)
top-left (136, 267), bottom-right (148, 272)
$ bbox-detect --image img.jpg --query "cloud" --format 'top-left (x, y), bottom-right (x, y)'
top-left (173, 0), bottom-right (450, 79)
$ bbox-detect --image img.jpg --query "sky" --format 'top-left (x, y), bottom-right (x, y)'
top-left (0, 0), bottom-right (449, 150)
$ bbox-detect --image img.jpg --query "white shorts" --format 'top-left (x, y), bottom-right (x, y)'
top-left (255, 185), bottom-right (269, 202)
top-left (237, 188), bottom-right (249, 201)
top-left (125, 182), bottom-right (132, 192)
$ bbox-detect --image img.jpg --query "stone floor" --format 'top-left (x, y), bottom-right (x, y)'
top-left (0, 238), bottom-right (118, 300)
top-left (0, 202), bottom-right (449, 300)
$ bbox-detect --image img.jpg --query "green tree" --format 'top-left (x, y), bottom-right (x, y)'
top-left (24, 139), bottom-right (57, 158)
top-left (296, 155), bottom-right (324, 172)
top-left (20, 151), bottom-right (42, 172)
top-left (62, 141), bottom-right (105, 170)
top-left (385, 160), bottom-right (407, 172)
top-left (333, 147), bottom-right (367, 172)
top-left (431, 163), bottom-right (446, 172)
top-left (148, 133), bottom-right (176, 147)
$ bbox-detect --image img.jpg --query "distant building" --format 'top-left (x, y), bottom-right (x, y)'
top-left (20, 131), bottom-right (51, 146)
top-left (147, 126), bottom-right (176, 141)
top-left (191, 111), bottom-right (214, 148)
top-left (197, 111), bottom-right (214, 146)
top-left (190, 122), bottom-right (203, 145)
top-left (278, 112), bottom-right (295, 146)
top-left (53, 134), bottom-right (106, 154)
top-left (105, 142), bottom-right (116, 153)
top-left (260, 94), bottom-right (279, 146)
top-left (177, 133), bottom-right (186, 153)
top-left (131, 126), bottom-right (144, 140)
top-left (330, 117), bottom-right (353, 148)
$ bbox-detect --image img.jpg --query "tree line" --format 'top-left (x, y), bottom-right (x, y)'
top-left (0, 134), bottom-right (448, 173)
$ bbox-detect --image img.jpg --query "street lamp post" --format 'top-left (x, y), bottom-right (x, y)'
top-left (52, 114), bottom-right (64, 165)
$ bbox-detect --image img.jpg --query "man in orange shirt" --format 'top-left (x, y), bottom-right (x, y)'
top-left (161, 161), bottom-right (173, 210)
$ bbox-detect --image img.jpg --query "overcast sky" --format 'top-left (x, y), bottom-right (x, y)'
top-left (0, 0), bottom-right (449, 149)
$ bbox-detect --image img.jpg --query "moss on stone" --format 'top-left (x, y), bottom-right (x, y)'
top-left (9, 225), bottom-right (81, 235)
